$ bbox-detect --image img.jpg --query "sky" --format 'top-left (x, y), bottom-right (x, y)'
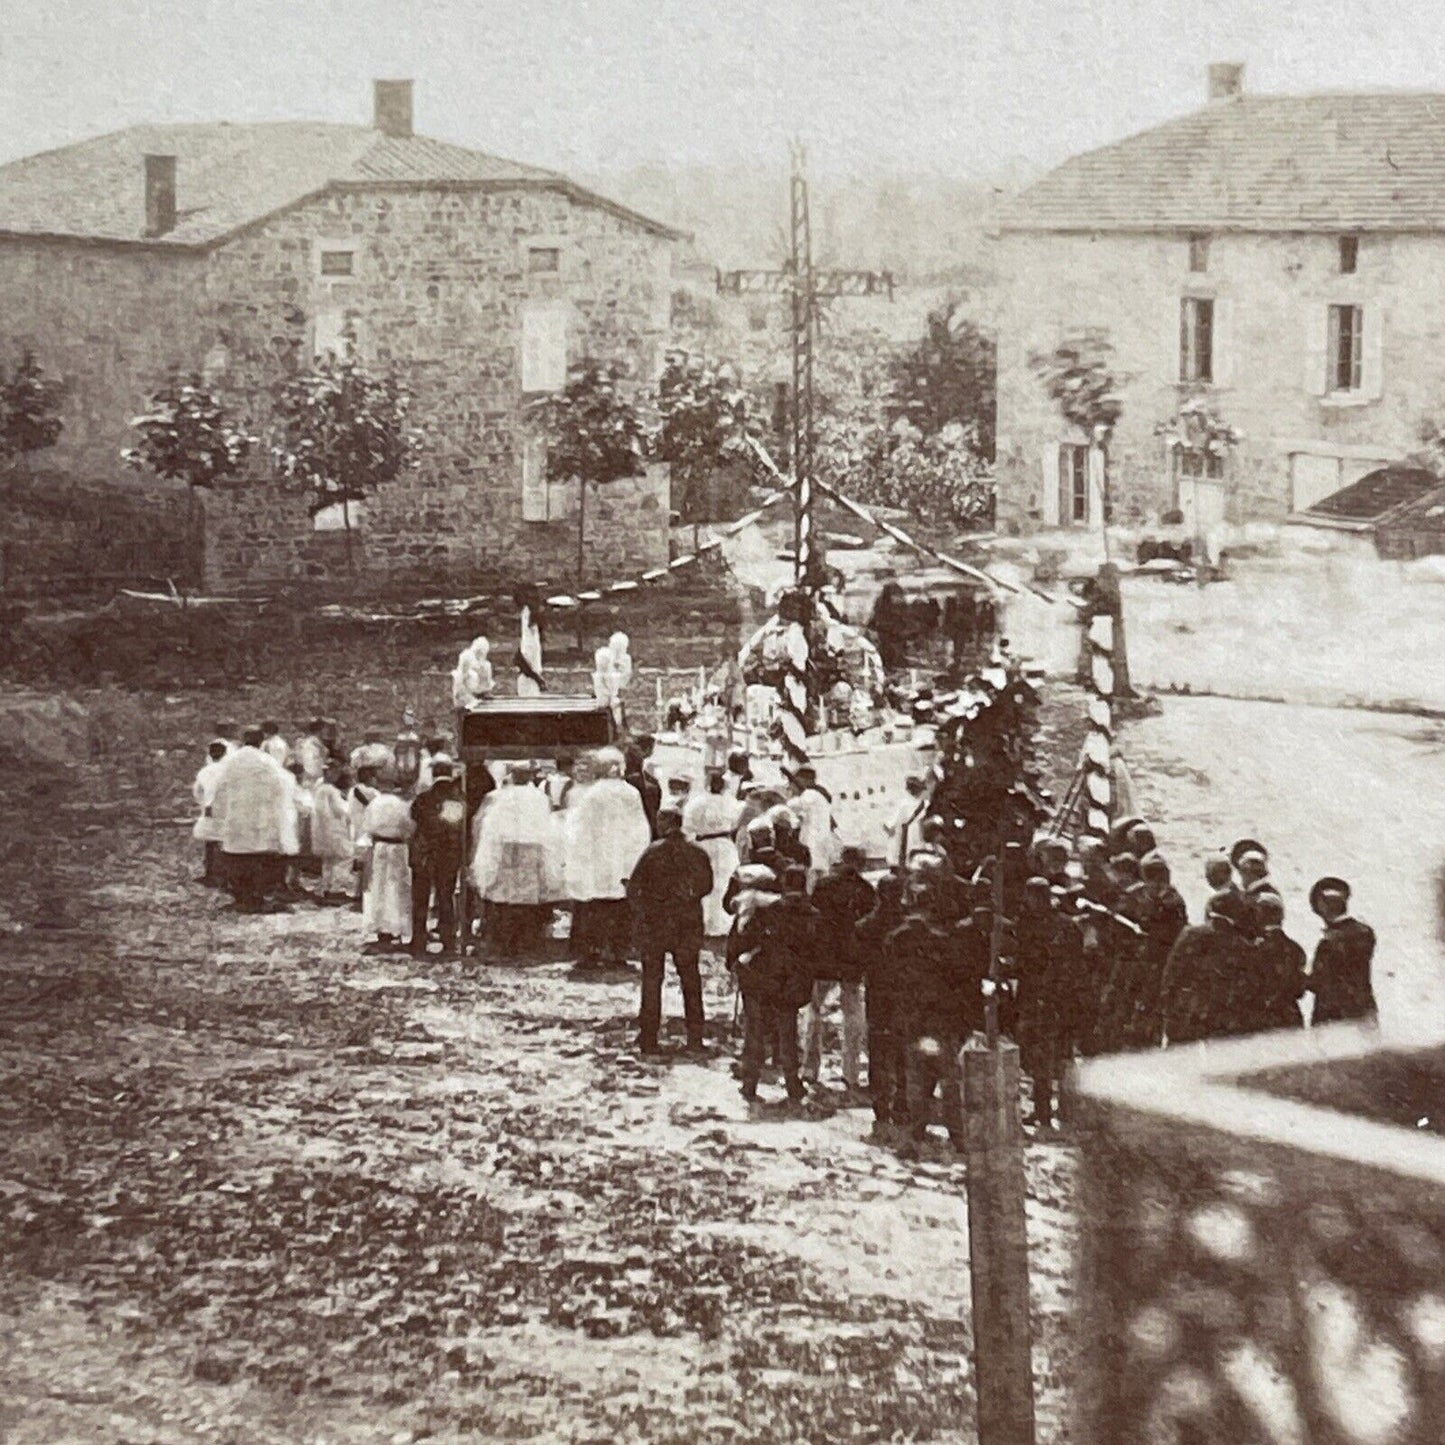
top-left (3, 0), bottom-right (1445, 181)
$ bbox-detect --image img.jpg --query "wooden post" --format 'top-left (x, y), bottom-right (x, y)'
top-left (964, 1037), bottom-right (1037, 1445)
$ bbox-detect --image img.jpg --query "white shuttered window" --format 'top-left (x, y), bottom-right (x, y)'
top-left (521, 303), bottom-right (568, 393)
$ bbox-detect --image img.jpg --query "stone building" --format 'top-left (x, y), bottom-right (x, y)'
top-left (995, 65), bottom-right (1445, 538)
top-left (0, 81), bottom-right (684, 588)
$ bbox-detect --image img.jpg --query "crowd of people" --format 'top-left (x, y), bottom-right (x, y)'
top-left (193, 719), bottom-right (1380, 1145)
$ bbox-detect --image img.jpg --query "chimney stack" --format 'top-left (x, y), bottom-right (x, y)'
top-left (144, 154), bottom-right (177, 238)
top-left (1208, 62), bottom-right (1245, 102)
top-left (373, 79), bottom-right (414, 139)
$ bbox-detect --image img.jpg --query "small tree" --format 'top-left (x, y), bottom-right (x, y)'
top-left (1031, 329), bottom-right (1124, 546)
top-left (124, 372), bottom-right (256, 526)
top-left (652, 350), bottom-right (757, 546)
top-left (0, 349), bottom-right (65, 463)
top-left (885, 301), bottom-right (997, 459)
top-left (271, 353), bottom-right (423, 571)
top-left (528, 358), bottom-right (647, 588)
top-left (1032, 330), bottom-right (1133, 694)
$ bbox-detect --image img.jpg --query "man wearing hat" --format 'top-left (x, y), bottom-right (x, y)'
top-left (1230, 839), bottom-right (1281, 939)
top-left (408, 759), bottom-right (467, 956)
top-left (1235, 894), bottom-right (1307, 1034)
top-left (1308, 878), bottom-right (1378, 1025)
top-left (626, 808), bottom-right (713, 1056)
top-left (1102, 853), bottom-right (1189, 1051)
top-left (1161, 891), bottom-right (1245, 1045)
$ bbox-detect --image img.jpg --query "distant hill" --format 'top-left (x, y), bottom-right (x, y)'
top-left (584, 163), bottom-right (1025, 284)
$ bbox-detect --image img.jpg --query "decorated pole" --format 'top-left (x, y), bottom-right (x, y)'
top-left (778, 142), bottom-right (816, 770)
top-left (1082, 609), bottom-right (1116, 841)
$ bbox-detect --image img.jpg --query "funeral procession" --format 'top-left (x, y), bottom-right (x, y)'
top-left (3, 9), bottom-right (1444, 1443)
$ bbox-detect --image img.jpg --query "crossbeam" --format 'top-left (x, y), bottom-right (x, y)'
top-left (715, 267), bottom-right (894, 300)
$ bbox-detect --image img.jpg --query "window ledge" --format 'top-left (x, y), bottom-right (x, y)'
top-left (1319, 392), bottom-right (1378, 410)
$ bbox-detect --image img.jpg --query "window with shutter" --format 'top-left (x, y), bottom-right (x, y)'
top-left (520, 304), bottom-right (568, 393)
top-left (1039, 444), bottom-right (1061, 526)
top-left (1059, 444), bottom-right (1090, 524)
top-left (521, 436), bottom-right (549, 522)
top-left (1327, 304), bottom-right (1363, 392)
top-left (1180, 297), bottom-right (1214, 383)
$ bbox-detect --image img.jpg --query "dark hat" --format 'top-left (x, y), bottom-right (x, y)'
top-left (1139, 851), bottom-right (1171, 882)
top-left (1108, 815), bottom-right (1147, 852)
top-left (1206, 889), bottom-right (1242, 926)
top-left (1230, 838), bottom-right (1269, 869)
top-left (1309, 877), bottom-right (1351, 915)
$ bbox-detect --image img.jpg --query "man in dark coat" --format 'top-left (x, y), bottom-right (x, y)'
top-left (1233, 893), bottom-right (1307, 1034)
top-left (408, 760), bottom-right (467, 956)
top-left (893, 868), bottom-right (978, 1150)
top-left (1012, 878), bottom-right (1084, 1128)
top-left (1102, 852), bottom-right (1189, 1051)
top-left (624, 744), bottom-right (662, 837)
top-left (1308, 877), bottom-right (1378, 1025)
top-left (803, 847), bottom-right (876, 1093)
top-left (856, 873), bottom-right (910, 1135)
top-left (626, 808), bottom-right (713, 1055)
top-left (1161, 892), bottom-right (1245, 1044)
top-left (736, 866), bottom-right (819, 1104)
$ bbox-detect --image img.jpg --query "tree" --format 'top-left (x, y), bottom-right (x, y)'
top-left (1030, 329), bottom-right (1124, 544)
top-left (271, 353), bottom-right (423, 571)
top-left (0, 349), bottom-right (65, 462)
top-left (885, 301), bottom-right (997, 459)
top-left (1032, 330), bottom-right (1134, 694)
top-left (651, 349), bottom-right (757, 540)
top-left (123, 372), bottom-right (256, 520)
top-left (123, 372), bottom-right (256, 594)
top-left (527, 358), bottom-right (647, 588)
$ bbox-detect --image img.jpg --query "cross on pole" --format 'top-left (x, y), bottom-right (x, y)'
top-left (718, 144), bottom-right (893, 751)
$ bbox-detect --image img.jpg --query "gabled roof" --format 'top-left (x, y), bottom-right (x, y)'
top-left (0, 122), bottom-right (685, 248)
top-left (1003, 92), bottom-right (1445, 233)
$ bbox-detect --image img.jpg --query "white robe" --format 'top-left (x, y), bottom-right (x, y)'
top-left (516, 608), bottom-right (543, 698)
top-left (792, 787), bottom-right (839, 877)
top-left (211, 747), bottom-right (299, 856)
top-left (261, 735), bottom-right (293, 768)
top-left (564, 777), bottom-right (651, 903)
top-left (471, 783), bottom-right (564, 904)
top-left (358, 793), bottom-right (414, 937)
top-left (682, 791), bottom-right (744, 935)
top-left (192, 759), bottom-right (227, 842)
top-left (296, 735), bottom-right (328, 783)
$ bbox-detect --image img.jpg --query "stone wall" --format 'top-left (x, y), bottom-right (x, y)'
top-left (198, 185), bottom-right (675, 589)
top-left (0, 184), bottom-right (676, 591)
top-left (995, 229), bottom-right (1445, 532)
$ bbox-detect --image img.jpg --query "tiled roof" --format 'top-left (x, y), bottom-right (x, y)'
top-left (1004, 93), bottom-right (1445, 233)
top-left (0, 122), bottom-right (683, 247)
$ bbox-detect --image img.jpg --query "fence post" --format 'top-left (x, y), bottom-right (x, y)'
top-left (964, 1037), bottom-right (1037, 1445)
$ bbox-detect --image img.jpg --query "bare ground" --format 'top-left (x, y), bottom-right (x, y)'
top-left (0, 626), bottom-right (1085, 1444)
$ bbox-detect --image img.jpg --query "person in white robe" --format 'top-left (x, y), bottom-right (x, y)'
top-left (357, 786), bottom-right (415, 950)
top-left (471, 766), bottom-right (564, 956)
top-left (211, 728), bottom-right (298, 912)
top-left (591, 631), bottom-right (632, 726)
top-left (788, 766), bottom-right (839, 885)
top-left (565, 747), bottom-right (651, 967)
top-left (683, 770), bottom-right (745, 936)
top-left (312, 765), bottom-right (355, 900)
top-left (191, 739), bottom-right (231, 886)
top-left (260, 722), bottom-right (292, 769)
top-left (884, 774), bottom-right (930, 869)
top-left (346, 769), bottom-right (381, 904)
top-left (516, 606), bottom-right (544, 697)
top-left (452, 637), bottom-right (495, 710)
top-left (295, 719), bottom-right (329, 785)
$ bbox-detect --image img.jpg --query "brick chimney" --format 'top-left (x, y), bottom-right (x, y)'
top-left (1208, 62), bottom-right (1245, 102)
top-left (144, 154), bottom-right (177, 238)
top-left (373, 79), bottom-right (414, 139)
